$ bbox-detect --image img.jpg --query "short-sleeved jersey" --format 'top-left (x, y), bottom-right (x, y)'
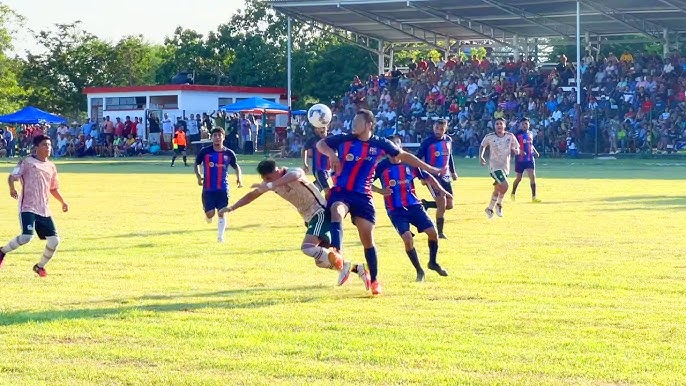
top-left (195, 146), bottom-right (238, 192)
top-left (304, 136), bottom-right (330, 173)
top-left (324, 134), bottom-right (401, 196)
top-left (480, 132), bottom-right (519, 174)
top-left (515, 129), bottom-right (535, 162)
top-left (272, 168), bottom-right (327, 222)
top-left (417, 135), bottom-right (456, 175)
top-left (374, 159), bottom-right (428, 211)
top-left (12, 156), bottom-right (59, 217)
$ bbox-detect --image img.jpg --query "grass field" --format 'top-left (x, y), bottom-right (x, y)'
top-left (0, 155), bottom-right (684, 385)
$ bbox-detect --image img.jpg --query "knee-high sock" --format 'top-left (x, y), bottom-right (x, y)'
top-left (487, 193), bottom-right (498, 210)
top-left (38, 236), bottom-right (59, 268)
top-left (364, 247), bottom-right (378, 282)
top-left (531, 183), bottom-right (537, 198)
top-left (436, 217), bottom-right (445, 234)
top-left (428, 239), bottom-right (438, 265)
top-left (330, 222), bottom-right (342, 251)
top-left (217, 217), bottom-right (226, 239)
top-left (406, 248), bottom-right (422, 272)
top-left (1, 234), bottom-right (32, 254)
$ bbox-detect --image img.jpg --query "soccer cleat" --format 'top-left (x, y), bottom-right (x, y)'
top-left (327, 248), bottom-right (344, 271)
top-left (532, 197), bottom-right (542, 203)
top-left (33, 264), bottom-right (47, 277)
top-left (484, 208), bottom-right (494, 219)
top-left (511, 193), bottom-right (516, 202)
top-left (416, 270), bottom-right (425, 282)
top-left (438, 233), bottom-right (448, 239)
top-left (170, 164), bottom-right (175, 167)
top-left (217, 237), bottom-right (224, 243)
top-left (428, 262), bottom-right (449, 276)
top-left (0, 249), bottom-right (5, 268)
top-left (355, 263), bottom-right (371, 291)
top-left (495, 204), bottom-right (504, 217)
top-left (337, 261), bottom-right (351, 286)
top-left (370, 280), bottom-right (382, 295)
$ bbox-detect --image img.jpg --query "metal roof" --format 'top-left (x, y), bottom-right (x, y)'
top-left (268, 0), bottom-right (686, 47)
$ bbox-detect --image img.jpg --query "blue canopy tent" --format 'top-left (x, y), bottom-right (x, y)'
top-left (291, 109), bottom-right (307, 116)
top-left (219, 97), bottom-right (289, 155)
top-left (219, 97), bottom-right (289, 114)
top-left (0, 106), bottom-right (67, 124)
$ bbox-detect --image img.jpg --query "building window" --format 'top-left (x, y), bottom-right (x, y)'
top-left (149, 95), bottom-right (178, 109)
top-left (104, 96), bottom-right (146, 111)
top-left (218, 97), bottom-right (234, 108)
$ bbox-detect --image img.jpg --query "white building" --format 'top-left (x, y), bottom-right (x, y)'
top-left (83, 84), bottom-right (287, 138)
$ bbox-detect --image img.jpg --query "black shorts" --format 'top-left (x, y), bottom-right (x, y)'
top-left (21, 212), bottom-right (57, 240)
top-left (428, 175), bottom-right (454, 198)
top-left (175, 145), bottom-right (187, 154)
top-left (202, 190), bottom-right (229, 212)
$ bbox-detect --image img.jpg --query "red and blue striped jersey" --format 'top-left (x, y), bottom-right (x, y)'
top-left (417, 135), bottom-right (456, 175)
top-left (515, 129), bottom-right (535, 162)
top-left (374, 159), bottom-right (427, 211)
top-left (194, 146), bottom-right (238, 192)
top-left (304, 136), bottom-right (330, 172)
top-left (324, 134), bottom-right (401, 196)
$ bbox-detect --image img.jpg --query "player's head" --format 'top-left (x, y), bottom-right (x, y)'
top-left (519, 117), bottom-right (530, 131)
top-left (257, 159), bottom-right (280, 182)
top-left (33, 134), bottom-right (52, 159)
top-left (388, 135), bottom-right (403, 163)
top-left (210, 128), bottom-right (224, 146)
top-left (353, 109), bottom-right (375, 136)
top-left (494, 118), bottom-right (506, 135)
top-left (315, 125), bottom-right (328, 138)
top-left (433, 118), bottom-right (448, 138)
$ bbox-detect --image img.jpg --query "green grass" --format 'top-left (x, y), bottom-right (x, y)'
top-left (0, 156), bottom-right (684, 385)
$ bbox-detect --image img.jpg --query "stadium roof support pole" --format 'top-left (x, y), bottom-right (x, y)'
top-left (287, 17), bottom-right (292, 115)
top-left (513, 34), bottom-right (519, 58)
top-left (389, 45), bottom-right (395, 69)
top-left (576, 0), bottom-right (581, 106)
top-left (378, 40), bottom-right (384, 75)
top-left (663, 28), bottom-right (670, 58)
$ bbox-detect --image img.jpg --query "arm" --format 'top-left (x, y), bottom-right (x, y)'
top-left (316, 138), bottom-right (340, 174)
top-left (8, 174), bottom-right (18, 199)
top-left (194, 162), bottom-right (203, 186)
top-left (511, 133), bottom-right (521, 155)
top-left (219, 188), bottom-right (265, 215)
top-left (532, 145), bottom-right (540, 158)
top-left (395, 151), bottom-right (445, 176)
top-left (302, 148), bottom-right (312, 173)
top-left (479, 143), bottom-right (488, 165)
top-left (371, 184), bottom-right (392, 196)
top-left (422, 173), bottom-right (453, 200)
top-left (50, 189), bottom-right (69, 212)
top-left (252, 169), bottom-right (303, 190)
top-left (233, 164), bottom-right (243, 188)
top-left (448, 151), bottom-right (458, 180)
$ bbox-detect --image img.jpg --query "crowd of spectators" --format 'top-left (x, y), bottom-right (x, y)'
top-left (288, 49), bottom-right (686, 157)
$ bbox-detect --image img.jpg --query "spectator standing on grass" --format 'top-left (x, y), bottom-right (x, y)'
top-left (162, 113), bottom-right (173, 150)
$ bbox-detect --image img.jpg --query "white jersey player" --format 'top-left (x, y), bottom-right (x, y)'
top-left (479, 118), bottom-right (520, 218)
top-left (219, 159), bottom-right (371, 290)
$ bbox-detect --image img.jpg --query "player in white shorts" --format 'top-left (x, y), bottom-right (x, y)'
top-left (219, 159), bottom-right (371, 290)
top-left (479, 118), bottom-right (520, 219)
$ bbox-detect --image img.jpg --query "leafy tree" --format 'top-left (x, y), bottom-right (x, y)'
top-left (0, 3), bottom-right (26, 114)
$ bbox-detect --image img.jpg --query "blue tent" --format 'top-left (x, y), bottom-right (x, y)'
top-left (219, 97), bottom-right (289, 114)
top-left (292, 109), bottom-right (307, 116)
top-left (0, 106), bottom-right (67, 125)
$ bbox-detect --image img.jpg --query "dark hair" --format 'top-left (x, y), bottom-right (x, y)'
top-left (356, 109), bottom-right (376, 127)
top-left (494, 117), bottom-right (506, 123)
top-left (434, 118), bottom-right (448, 126)
top-left (33, 134), bottom-right (51, 147)
top-left (210, 128), bottom-right (224, 135)
top-left (257, 159), bottom-right (277, 176)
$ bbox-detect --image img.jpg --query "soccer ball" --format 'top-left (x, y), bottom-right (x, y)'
top-left (307, 104), bottom-right (333, 128)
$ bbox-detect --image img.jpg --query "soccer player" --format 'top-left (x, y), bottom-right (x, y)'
top-left (218, 159), bottom-right (370, 288)
top-left (194, 128), bottom-right (242, 243)
top-left (416, 119), bottom-right (458, 239)
top-left (479, 118), bottom-right (520, 219)
top-left (171, 124), bottom-right (188, 167)
top-left (316, 109), bottom-right (447, 295)
top-left (302, 125), bottom-right (332, 196)
top-left (511, 117), bottom-right (541, 202)
top-left (0, 135), bottom-right (69, 277)
top-left (373, 136), bottom-right (451, 282)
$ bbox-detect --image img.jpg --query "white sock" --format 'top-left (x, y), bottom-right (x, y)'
top-left (217, 217), bottom-right (226, 240)
top-left (496, 193), bottom-right (504, 205)
top-left (487, 194), bottom-right (498, 210)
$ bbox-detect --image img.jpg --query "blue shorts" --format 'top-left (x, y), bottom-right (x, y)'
top-left (388, 205), bottom-right (434, 235)
top-left (314, 169), bottom-right (332, 190)
top-left (202, 190), bottom-right (229, 212)
top-left (327, 188), bottom-right (376, 225)
top-left (515, 160), bottom-right (535, 174)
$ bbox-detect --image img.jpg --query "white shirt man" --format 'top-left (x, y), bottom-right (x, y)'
top-left (467, 82), bottom-right (478, 96)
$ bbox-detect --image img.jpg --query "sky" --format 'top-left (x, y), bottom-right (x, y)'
top-left (4, 0), bottom-right (244, 56)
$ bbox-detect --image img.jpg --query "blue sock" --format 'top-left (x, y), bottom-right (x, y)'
top-left (428, 239), bottom-right (438, 265)
top-left (330, 221), bottom-right (342, 250)
top-left (364, 247), bottom-right (378, 282)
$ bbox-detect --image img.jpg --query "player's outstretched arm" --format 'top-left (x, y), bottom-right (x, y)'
top-left (316, 139), bottom-right (340, 173)
top-left (219, 188), bottom-right (264, 215)
top-left (302, 148), bottom-right (311, 173)
top-left (371, 184), bottom-right (392, 196)
top-left (50, 189), bottom-right (69, 212)
top-left (396, 151), bottom-right (446, 176)
top-left (479, 144), bottom-right (488, 165)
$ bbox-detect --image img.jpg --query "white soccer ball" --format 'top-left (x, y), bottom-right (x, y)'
top-left (307, 103), bottom-right (333, 128)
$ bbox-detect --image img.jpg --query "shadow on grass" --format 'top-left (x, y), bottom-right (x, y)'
top-left (599, 195), bottom-right (686, 210)
top-left (1, 285), bottom-right (326, 326)
top-left (84, 226), bottom-right (259, 240)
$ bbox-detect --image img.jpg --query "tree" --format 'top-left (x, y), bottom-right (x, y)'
top-left (0, 3), bottom-right (26, 114)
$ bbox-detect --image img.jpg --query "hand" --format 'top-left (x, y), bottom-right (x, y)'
top-left (451, 173), bottom-right (458, 181)
top-left (330, 157), bottom-right (342, 175)
top-left (237, 179), bottom-right (243, 188)
top-left (197, 176), bottom-right (204, 186)
top-left (303, 165), bottom-right (310, 173)
top-left (9, 188), bottom-right (17, 200)
top-left (62, 202), bottom-right (69, 212)
top-left (218, 206), bottom-right (232, 216)
top-left (480, 157), bottom-right (486, 166)
top-left (437, 165), bottom-right (450, 177)
top-left (442, 191), bottom-right (454, 200)
top-left (380, 187), bottom-right (392, 196)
